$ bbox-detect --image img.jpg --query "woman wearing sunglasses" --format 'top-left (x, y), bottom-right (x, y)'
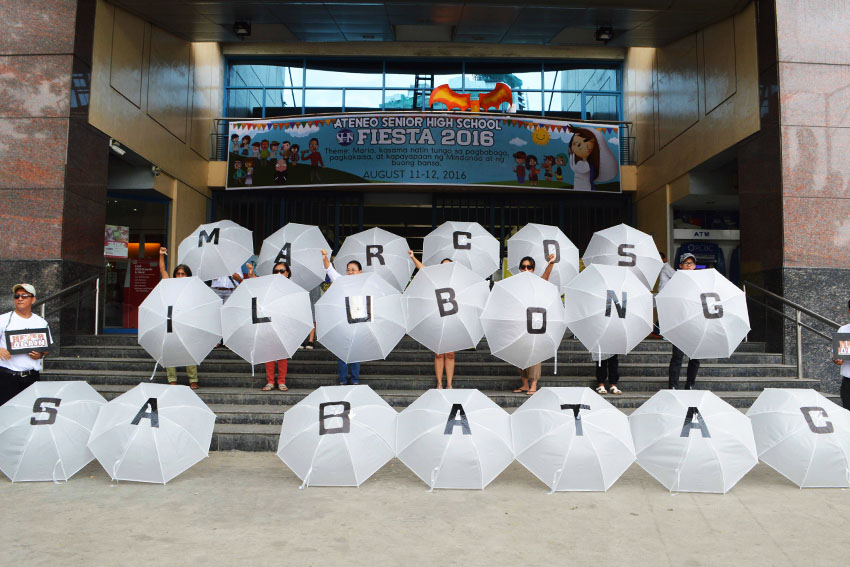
top-left (512, 254), bottom-right (556, 395)
top-left (247, 261), bottom-right (292, 391)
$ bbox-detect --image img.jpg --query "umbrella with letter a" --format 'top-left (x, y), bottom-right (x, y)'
top-left (256, 222), bottom-right (330, 290)
top-left (177, 220), bottom-right (254, 281)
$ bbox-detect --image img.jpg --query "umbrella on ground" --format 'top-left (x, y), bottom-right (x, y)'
top-left (87, 383), bottom-right (216, 484)
top-left (396, 389), bottom-right (513, 490)
top-left (422, 221), bottom-right (500, 279)
top-left (582, 223), bottom-right (662, 289)
top-left (177, 220), bottom-right (254, 281)
top-left (507, 223), bottom-right (580, 292)
top-left (629, 390), bottom-right (757, 493)
top-left (512, 387), bottom-right (635, 492)
top-left (404, 262), bottom-right (490, 354)
top-left (333, 227), bottom-right (413, 292)
top-left (221, 274), bottom-right (314, 365)
top-left (138, 277), bottom-right (222, 368)
top-left (656, 268), bottom-right (750, 359)
top-left (256, 222), bottom-right (330, 290)
top-left (315, 272), bottom-right (406, 364)
top-left (564, 264), bottom-right (653, 357)
top-left (747, 388), bottom-right (850, 488)
top-left (0, 381), bottom-right (106, 482)
top-left (277, 385), bottom-right (397, 487)
top-left (480, 271), bottom-right (567, 369)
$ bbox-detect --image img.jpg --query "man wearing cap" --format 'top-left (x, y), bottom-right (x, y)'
top-left (668, 253), bottom-right (700, 389)
top-left (0, 284), bottom-right (53, 405)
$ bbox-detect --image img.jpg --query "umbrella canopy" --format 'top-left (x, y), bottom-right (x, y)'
top-left (422, 221), bottom-right (500, 279)
top-left (221, 274), bottom-right (314, 365)
top-left (277, 385), bottom-right (397, 487)
top-left (396, 389), bottom-right (513, 490)
top-left (512, 387), bottom-right (635, 492)
top-left (333, 227), bottom-right (413, 292)
top-left (138, 277), bottom-right (222, 368)
top-left (0, 381), bottom-right (106, 482)
top-left (177, 220), bottom-right (254, 281)
top-left (315, 272), bottom-right (406, 364)
top-left (403, 262), bottom-right (490, 354)
top-left (256, 222), bottom-right (330, 290)
top-left (480, 271), bottom-right (567, 369)
top-left (87, 383), bottom-right (216, 484)
top-left (656, 268), bottom-right (750, 359)
top-left (630, 390), bottom-right (758, 493)
top-left (507, 223), bottom-right (580, 292)
top-left (747, 388), bottom-right (850, 488)
top-left (564, 264), bottom-right (653, 356)
top-left (582, 223), bottom-right (662, 289)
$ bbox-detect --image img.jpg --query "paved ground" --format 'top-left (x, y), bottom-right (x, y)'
top-left (2, 453), bottom-right (848, 567)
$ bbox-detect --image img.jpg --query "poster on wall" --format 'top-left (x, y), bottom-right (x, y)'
top-left (123, 259), bottom-right (159, 328)
top-left (104, 225), bottom-right (130, 259)
top-left (225, 112), bottom-right (620, 192)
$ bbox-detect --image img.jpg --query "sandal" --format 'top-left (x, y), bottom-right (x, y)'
top-left (168, 381), bottom-right (177, 386)
top-left (609, 385), bottom-right (622, 395)
top-left (262, 383), bottom-right (274, 391)
top-left (595, 385), bottom-right (607, 395)
top-left (189, 382), bottom-right (199, 390)
top-left (526, 389), bottom-right (537, 395)
top-left (278, 383), bottom-right (288, 391)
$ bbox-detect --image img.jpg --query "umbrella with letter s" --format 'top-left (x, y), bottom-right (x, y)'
top-left (333, 227), bottom-right (413, 292)
top-left (256, 222), bottom-right (330, 290)
top-left (422, 221), bottom-right (500, 279)
top-left (582, 223), bottom-right (662, 289)
top-left (177, 220), bottom-right (254, 281)
top-left (507, 223), bottom-right (580, 292)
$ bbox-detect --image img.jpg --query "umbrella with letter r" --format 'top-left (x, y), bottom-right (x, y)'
top-left (178, 220), bottom-right (254, 281)
top-left (333, 227), bottom-right (413, 292)
top-left (582, 223), bottom-right (662, 289)
top-left (256, 222), bottom-right (330, 290)
top-left (422, 221), bottom-right (500, 279)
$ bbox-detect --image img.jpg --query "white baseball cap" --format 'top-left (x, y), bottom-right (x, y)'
top-left (12, 283), bottom-right (36, 296)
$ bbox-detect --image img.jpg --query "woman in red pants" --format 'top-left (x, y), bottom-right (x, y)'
top-left (249, 261), bottom-right (292, 391)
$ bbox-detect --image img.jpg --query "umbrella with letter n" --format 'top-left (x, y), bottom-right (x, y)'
top-left (0, 381), bottom-right (106, 482)
top-left (177, 220), bottom-right (254, 281)
top-left (277, 385), bottom-right (397, 488)
top-left (480, 271), bottom-right (567, 369)
top-left (333, 227), bottom-right (413, 292)
top-left (747, 388), bottom-right (850, 488)
top-left (656, 268), bottom-right (750, 359)
top-left (87, 383), bottom-right (216, 484)
top-left (315, 272), bottom-right (406, 364)
top-left (221, 274), bottom-right (314, 365)
top-left (511, 387), bottom-right (635, 492)
top-left (629, 390), bottom-right (758, 493)
top-left (582, 223), bottom-right (662, 289)
top-left (507, 223), bottom-right (580, 292)
top-left (403, 262), bottom-right (490, 354)
top-left (422, 221), bottom-right (500, 279)
top-left (256, 222), bottom-right (330, 290)
top-left (396, 389), bottom-right (513, 490)
top-left (138, 277), bottom-right (222, 371)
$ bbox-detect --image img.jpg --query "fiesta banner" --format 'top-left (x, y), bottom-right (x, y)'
top-left (226, 112), bottom-right (620, 192)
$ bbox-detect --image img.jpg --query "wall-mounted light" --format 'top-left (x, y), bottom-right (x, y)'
top-left (108, 138), bottom-right (126, 156)
top-left (595, 26), bottom-right (614, 43)
top-left (151, 165), bottom-right (161, 177)
top-left (233, 21), bottom-right (251, 38)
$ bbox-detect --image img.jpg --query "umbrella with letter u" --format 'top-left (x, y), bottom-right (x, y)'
top-left (507, 223), bottom-right (580, 292)
top-left (582, 223), bottom-right (662, 289)
top-left (256, 222), bottom-right (330, 290)
top-left (334, 227), bottom-right (413, 292)
top-left (177, 220), bottom-right (254, 281)
top-left (422, 221), bottom-right (500, 279)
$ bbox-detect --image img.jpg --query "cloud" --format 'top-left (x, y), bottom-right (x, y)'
top-left (509, 137), bottom-right (527, 146)
top-left (608, 136), bottom-right (619, 145)
top-left (287, 124), bottom-right (320, 138)
top-left (548, 129), bottom-right (571, 143)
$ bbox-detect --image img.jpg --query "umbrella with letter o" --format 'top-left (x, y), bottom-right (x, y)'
top-left (334, 227), bottom-right (413, 292)
top-left (396, 389), bottom-right (513, 490)
top-left (629, 390), bottom-right (758, 493)
top-left (747, 388), bottom-right (850, 488)
top-left (177, 220), bottom-right (254, 281)
top-left (404, 262), bottom-right (490, 354)
top-left (422, 221), bottom-right (500, 279)
top-left (87, 383), bottom-right (216, 484)
top-left (0, 381), bottom-right (106, 482)
top-left (656, 268), bottom-right (750, 359)
top-left (507, 223), bottom-right (580, 292)
top-left (256, 222), bottom-right (330, 290)
top-left (277, 385), bottom-right (397, 487)
top-left (582, 223), bottom-right (662, 289)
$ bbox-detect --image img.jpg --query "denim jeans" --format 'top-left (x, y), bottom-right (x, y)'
top-left (337, 359), bottom-right (361, 384)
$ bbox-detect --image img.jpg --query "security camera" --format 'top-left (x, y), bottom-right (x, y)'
top-left (109, 138), bottom-right (126, 156)
top-left (151, 165), bottom-right (161, 176)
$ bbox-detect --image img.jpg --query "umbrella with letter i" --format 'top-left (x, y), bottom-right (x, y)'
top-left (0, 381), bottom-right (106, 482)
top-left (422, 221), bottom-right (500, 279)
top-left (333, 227), bottom-right (414, 292)
top-left (256, 222), bottom-right (330, 290)
top-left (177, 219), bottom-right (254, 281)
top-left (507, 223), bottom-right (580, 292)
top-left (582, 223), bottom-right (662, 289)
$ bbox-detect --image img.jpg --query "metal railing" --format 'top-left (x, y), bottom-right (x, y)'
top-left (33, 276), bottom-right (101, 336)
top-left (742, 280), bottom-right (839, 379)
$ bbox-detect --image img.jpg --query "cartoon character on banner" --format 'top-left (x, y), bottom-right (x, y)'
top-left (555, 153), bottom-right (567, 182)
top-left (245, 159), bottom-right (254, 186)
top-left (233, 160), bottom-right (245, 186)
top-left (274, 159), bottom-right (288, 184)
top-left (230, 134), bottom-right (239, 154)
top-left (301, 137), bottom-right (324, 184)
top-left (567, 125), bottom-right (618, 191)
top-left (239, 135), bottom-right (251, 156)
top-left (542, 155), bottom-right (555, 183)
top-left (270, 141), bottom-right (280, 165)
top-left (513, 151), bottom-right (526, 184)
top-left (289, 144), bottom-right (300, 168)
top-left (251, 142), bottom-right (261, 161)
top-left (280, 140), bottom-right (291, 161)
top-left (525, 154), bottom-right (539, 186)
top-left (259, 140), bottom-right (270, 165)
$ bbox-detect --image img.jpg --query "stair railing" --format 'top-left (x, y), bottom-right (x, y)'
top-left (32, 276), bottom-right (101, 337)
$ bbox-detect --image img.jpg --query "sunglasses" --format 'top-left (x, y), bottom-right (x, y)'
top-left (13, 293), bottom-right (33, 299)
top-left (273, 269), bottom-right (289, 275)
top-left (519, 264), bottom-right (533, 271)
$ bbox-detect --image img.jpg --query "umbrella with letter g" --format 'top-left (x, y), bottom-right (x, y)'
top-left (256, 222), bottom-right (330, 290)
top-left (422, 221), bottom-right (500, 279)
top-left (177, 220), bottom-right (254, 281)
top-left (582, 223), bottom-right (662, 289)
top-left (507, 223), bottom-right (580, 292)
top-left (334, 227), bottom-right (413, 292)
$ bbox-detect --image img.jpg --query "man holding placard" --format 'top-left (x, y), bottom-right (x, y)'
top-left (832, 299), bottom-right (850, 408)
top-left (0, 283), bottom-right (53, 405)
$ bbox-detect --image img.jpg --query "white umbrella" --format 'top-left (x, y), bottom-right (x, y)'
top-left (87, 383), bottom-right (216, 484)
top-left (256, 222), bottom-right (330, 290)
top-left (333, 227), bottom-right (413, 292)
top-left (512, 387), bottom-right (635, 492)
top-left (403, 262), bottom-right (490, 354)
top-left (747, 388), bottom-right (850, 488)
top-left (396, 389), bottom-right (513, 490)
top-left (656, 269), bottom-right (750, 359)
top-left (582, 223), bottom-right (662, 289)
top-left (177, 220), bottom-right (254, 281)
top-left (422, 221), bottom-right (500, 279)
top-left (277, 385), bottom-right (397, 487)
top-left (138, 277), bottom-right (222, 368)
top-left (629, 390), bottom-right (758, 493)
top-left (221, 275), bottom-right (314, 365)
top-left (0, 381), bottom-right (106, 482)
top-left (563, 264), bottom-right (653, 356)
top-left (480, 271), bottom-right (567, 369)
top-left (315, 272), bottom-right (406, 364)
top-left (507, 223), bottom-right (580, 292)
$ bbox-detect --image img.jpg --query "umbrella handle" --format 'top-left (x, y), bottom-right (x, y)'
top-left (299, 467), bottom-right (312, 490)
top-left (548, 468), bottom-right (563, 495)
top-left (150, 361), bottom-right (159, 381)
top-left (52, 459), bottom-right (66, 485)
top-left (428, 466), bottom-right (440, 492)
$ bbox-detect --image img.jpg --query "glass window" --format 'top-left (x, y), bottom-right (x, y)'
top-left (343, 89), bottom-right (384, 111)
top-left (304, 89), bottom-right (343, 114)
top-left (585, 94), bottom-right (620, 121)
top-left (544, 65), bottom-right (619, 92)
top-left (543, 91), bottom-right (583, 118)
top-left (464, 61), bottom-right (542, 92)
top-left (305, 59), bottom-right (383, 88)
top-left (228, 62), bottom-right (303, 88)
top-left (225, 88), bottom-right (266, 118)
top-left (263, 89), bottom-right (303, 117)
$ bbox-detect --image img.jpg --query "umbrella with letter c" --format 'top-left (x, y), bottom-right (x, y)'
top-left (582, 223), bottom-right (662, 289)
top-left (177, 220), bottom-right (254, 281)
top-left (333, 227), bottom-right (413, 292)
top-left (422, 221), bottom-right (500, 279)
top-left (256, 222), bottom-right (330, 290)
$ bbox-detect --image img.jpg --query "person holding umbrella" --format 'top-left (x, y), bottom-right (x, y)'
top-left (158, 247), bottom-right (200, 389)
top-left (668, 252), bottom-right (700, 389)
top-left (321, 249), bottom-right (363, 385)
top-left (409, 251), bottom-right (457, 389)
top-left (513, 254), bottom-right (556, 395)
top-left (246, 261), bottom-right (292, 391)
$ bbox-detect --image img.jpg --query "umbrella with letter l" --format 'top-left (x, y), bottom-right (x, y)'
top-left (256, 222), bottom-right (330, 290)
top-left (0, 381), bottom-right (106, 482)
top-left (507, 223), bottom-right (580, 292)
top-left (177, 220), bottom-right (254, 281)
top-left (582, 223), bottom-right (662, 289)
top-left (422, 221), bottom-right (500, 279)
top-left (333, 227), bottom-right (413, 292)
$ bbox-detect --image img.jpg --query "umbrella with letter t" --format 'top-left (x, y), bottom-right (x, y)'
top-left (333, 227), bottom-right (413, 292)
top-left (177, 220), bottom-right (254, 281)
top-left (256, 222), bottom-right (330, 290)
top-left (582, 223), bottom-right (662, 289)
